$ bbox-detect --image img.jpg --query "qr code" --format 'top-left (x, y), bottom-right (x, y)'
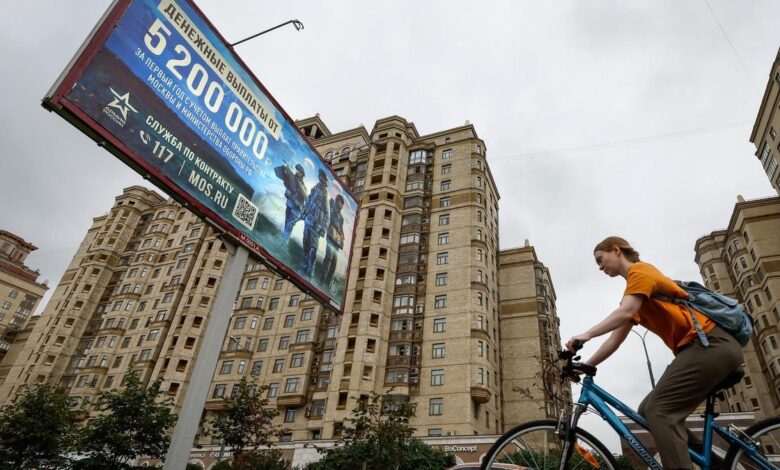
top-left (232, 193), bottom-right (258, 230)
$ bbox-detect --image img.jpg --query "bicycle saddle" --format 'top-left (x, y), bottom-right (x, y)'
top-left (710, 367), bottom-right (744, 395)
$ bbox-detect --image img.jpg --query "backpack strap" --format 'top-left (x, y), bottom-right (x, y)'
top-left (651, 292), bottom-right (711, 348)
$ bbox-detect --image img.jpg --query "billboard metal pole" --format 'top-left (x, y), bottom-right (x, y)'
top-left (164, 240), bottom-right (248, 469)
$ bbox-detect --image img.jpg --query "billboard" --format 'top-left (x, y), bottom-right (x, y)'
top-left (44, 0), bottom-right (358, 310)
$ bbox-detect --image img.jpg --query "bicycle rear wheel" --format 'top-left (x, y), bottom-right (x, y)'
top-left (725, 416), bottom-right (780, 470)
top-left (480, 419), bottom-right (618, 470)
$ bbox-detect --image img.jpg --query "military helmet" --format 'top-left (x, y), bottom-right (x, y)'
top-left (295, 163), bottom-right (305, 176)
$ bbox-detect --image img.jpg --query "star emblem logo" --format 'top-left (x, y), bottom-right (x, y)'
top-left (107, 88), bottom-right (138, 121)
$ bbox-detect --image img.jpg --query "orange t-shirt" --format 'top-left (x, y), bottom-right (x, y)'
top-left (624, 262), bottom-right (715, 354)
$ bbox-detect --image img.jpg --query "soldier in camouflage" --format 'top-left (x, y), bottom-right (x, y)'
top-left (321, 194), bottom-right (345, 288)
top-left (273, 163), bottom-right (307, 241)
top-left (300, 169), bottom-right (330, 278)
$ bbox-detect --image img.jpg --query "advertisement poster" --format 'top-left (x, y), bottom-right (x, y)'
top-left (45, 0), bottom-right (358, 310)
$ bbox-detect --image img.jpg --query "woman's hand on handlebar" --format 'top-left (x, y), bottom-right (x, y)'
top-left (565, 334), bottom-right (591, 352)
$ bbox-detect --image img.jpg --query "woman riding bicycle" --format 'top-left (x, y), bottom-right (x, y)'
top-left (565, 236), bottom-right (743, 470)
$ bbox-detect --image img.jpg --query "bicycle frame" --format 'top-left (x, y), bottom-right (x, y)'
top-left (572, 375), bottom-right (775, 470)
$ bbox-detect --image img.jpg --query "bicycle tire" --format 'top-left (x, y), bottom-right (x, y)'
top-left (724, 416), bottom-right (780, 470)
top-left (480, 419), bottom-right (618, 470)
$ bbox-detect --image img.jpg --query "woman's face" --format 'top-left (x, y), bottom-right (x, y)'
top-left (594, 248), bottom-right (621, 277)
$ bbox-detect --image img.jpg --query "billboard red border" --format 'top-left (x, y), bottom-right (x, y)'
top-left (43, 0), bottom-right (360, 312)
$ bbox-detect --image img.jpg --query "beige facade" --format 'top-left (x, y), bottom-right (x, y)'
top-left (497, 244), bottom-right (566, 428)
top-left (0, 230), bottom-right (47, 368)
top-left (0, 116), bottom-right (560, 449)
top-left (751, 46), bottom-right (780, 195)
top-left (694, 196), bottom-right (780, 419)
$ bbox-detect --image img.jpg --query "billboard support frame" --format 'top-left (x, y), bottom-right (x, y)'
top-left (163, 241), bottom-right (248, 470)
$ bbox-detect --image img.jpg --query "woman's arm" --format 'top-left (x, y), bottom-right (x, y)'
top-left (584, 323), bottom-right (632, 366)
top-left (565, 294), bottom-right (643, 351)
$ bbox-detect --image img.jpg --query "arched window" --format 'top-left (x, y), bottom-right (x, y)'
top-left (340, 147), bottom-right (351, 157)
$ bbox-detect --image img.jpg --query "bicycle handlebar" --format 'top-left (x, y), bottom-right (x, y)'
top-left (558, 340), bottom-right (597, 381)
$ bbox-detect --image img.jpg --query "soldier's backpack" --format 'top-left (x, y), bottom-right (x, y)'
top-left (652, 281), bottom-right (754, 347)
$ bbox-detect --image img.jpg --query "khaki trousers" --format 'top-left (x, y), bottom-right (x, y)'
top-left (637, 326), bottom-right (743, 470)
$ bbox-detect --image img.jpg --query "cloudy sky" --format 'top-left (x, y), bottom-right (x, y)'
top-left (2, 0), bottom-right (779, 452)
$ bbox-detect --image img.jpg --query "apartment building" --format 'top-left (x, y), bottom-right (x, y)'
top-left (0, 115), bottom-right (561, 452)
top-left (694, 196), bottom-right (780, 419)
top-left (751, 46), bottom-right (780, 196)
top-left (0, 230), bottom-right (47, 369)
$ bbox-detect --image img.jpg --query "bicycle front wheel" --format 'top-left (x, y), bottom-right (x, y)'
top-left (725, 416), bottom-right (780, 470)
top-left (480, 419), bottom-right (618, 470)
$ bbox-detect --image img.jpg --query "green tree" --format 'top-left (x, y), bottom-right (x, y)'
top-left (0, 383), bottom-right (78, 468)
top-left (76, 373), bottom-right (177, 468)
top-left (308, 392), bottom-right (455, 470)
top-left (207, 377), bottom-right (287, 469)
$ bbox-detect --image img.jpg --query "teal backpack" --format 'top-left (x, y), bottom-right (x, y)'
top-left (652, 281), bottom-right (754, 347)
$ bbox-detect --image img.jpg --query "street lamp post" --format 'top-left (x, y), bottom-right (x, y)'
top-left (631, 328), bottom-right (656, 388)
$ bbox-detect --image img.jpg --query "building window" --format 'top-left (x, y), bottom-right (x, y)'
top-left (263, 318), bottom-right (274, 330)
top-left (301, 307), bottom-right (314, 321)
top-left (234, 317), bottom-right (246, 329)
top-left (296, 329), bottom-right (310, 343)
top-left (274, 279), bottom-right (284, 290)
top-left (251, 361), bottom-right (263, 375)
top-left (435, 273), bottom-right (448, 286)
top-left (437, 233), bottom-right (449, 245)
top-left (284, 315), bottom-right (295, 328)
top-left (435, 295), bottom-right (447, 309)
top-left (273, 359), bottom-right (284, 373)
top-left (441, 164), bottom-right (452, 175)
top-left (442, 149), bottom-right (452, 159)
top-left (213, 384), bottom-right (226, 398)
top-left (220, 361), bottom-right (233, 375)
top-left (409, 150), bottom-right (426, 165)
top-left (431, 369), bottom-right (444, 386)
top-left (257, 338), bottom-right (268, 351)
top-left (285, 377), bottom-right (300, 393)
top-left (440, 197), bottom-right (450, 207)
top-left (268, 383), bottom-right (278, 397)
top-left (436, 252), bottom-right (448, 265)
top-left (290, 353), bottom-right (304, 368)
top-left (477, 367), bottom-right (484, 384)
top-left (279, 336), bottom-right (290, 350)
top-left (433, 318), bottom-right (446, 332)
top-left (429, 398), bottom-right (443, 416)
top-left (441, 180), bottom-right (451, 191)
top-left (439, 214), bottom-right (450, 226)
top-left (268, 298), bottom-right (279, 310)
top-left (284, 408), bottom-right (297, 423)
top-left (432, 343), bottom-right (445, 358)
top-left (289, 295), bottom-right (300, 307)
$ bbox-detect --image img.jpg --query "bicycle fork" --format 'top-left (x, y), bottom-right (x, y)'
top-left (557, 403), bottom-right (588, 470)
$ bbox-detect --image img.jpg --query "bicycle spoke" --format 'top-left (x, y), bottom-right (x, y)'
top-left (481, 422), bottom-right (615, 470)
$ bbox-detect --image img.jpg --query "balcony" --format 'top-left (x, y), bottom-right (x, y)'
top-left (386, 355), bottom-right (421, 367)
top-left (234, 305), bottom-right (265, 316)
top-left (471, 328), bottom-right (489, 341)
top-left (471, 385), bottom-right (492, 404)
top-left (290, 341), bottom-right (315, 352)
top-left (278, 394), bottom-right (306, 407)
top-left (161, 281), bottom-right (186, 292)
top-left (339, 378), bottom-right (350, 391)
top-left (389, 330), bottom-right (423, 342)
top-left (221, 348), bottom-right (253, 359)
top-left (204, 398), bottom-right (229, 411)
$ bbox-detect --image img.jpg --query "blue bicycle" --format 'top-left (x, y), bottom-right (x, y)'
top-left (481, 342), bottom-right (780, 470)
